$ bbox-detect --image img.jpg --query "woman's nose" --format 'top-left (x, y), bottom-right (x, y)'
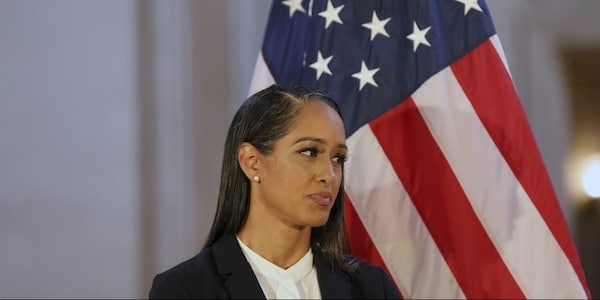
top-left (318, 159), bottom-right (337, 184)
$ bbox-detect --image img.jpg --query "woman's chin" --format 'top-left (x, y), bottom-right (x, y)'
top-left (307, 214), bottom-right (331, 228)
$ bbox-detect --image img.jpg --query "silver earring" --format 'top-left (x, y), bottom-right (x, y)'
top-left (253, 175), bottom-right (260, 183)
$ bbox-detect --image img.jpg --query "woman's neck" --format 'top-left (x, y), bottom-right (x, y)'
top-left (237, 218), bottom-right (311, 269)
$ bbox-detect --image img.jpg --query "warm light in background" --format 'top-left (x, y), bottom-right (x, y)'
top-left (582, 158), bottom-right (600, 198)
top-left (569, 153), bottom-right (600, 203)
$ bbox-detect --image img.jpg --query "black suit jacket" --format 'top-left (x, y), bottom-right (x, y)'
top-left (149, 234), bottom-right (401, 299)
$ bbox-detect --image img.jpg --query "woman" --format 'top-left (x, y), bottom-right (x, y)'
top-left (149, 85), bottom-right (401, 299)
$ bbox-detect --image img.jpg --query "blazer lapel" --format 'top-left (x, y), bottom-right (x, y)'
top-left (212, 235), bottom-right (359, 299)
top-left (212, 234), bottom-right (266, 299)
top-left (314, 251), bottom-right (355, 299)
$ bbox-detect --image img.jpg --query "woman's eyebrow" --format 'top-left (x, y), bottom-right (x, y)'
top-left (291, 137), bottom-right (347, 150)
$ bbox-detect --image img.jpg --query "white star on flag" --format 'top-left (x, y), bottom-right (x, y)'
top-left (309, 51), bottom-right (333, 80)
top-left (454, 0), bottom-right (483, 15)
top-left (352, 61), bottom-right (379, 91)
top-left (407, 21), bottom-right (431, 52)
top-left (282, 0), bottom-right (305, 18)
top-left (318, 0), bottom-right (344, 29)
top-left (362, 11), bottom-right (391, 41)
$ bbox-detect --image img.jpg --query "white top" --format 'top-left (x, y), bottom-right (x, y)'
top-left (236, 237), bottom-right (322, 299)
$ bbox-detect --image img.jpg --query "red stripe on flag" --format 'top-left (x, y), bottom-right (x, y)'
top-left (451, 40), bottom-right (590, 297)
top-left (344, 194), bottom-right (386, 266)
top-left (369, 99), bottom-right (525, 299)
top-left (344, 194), bottom-right (402, 297)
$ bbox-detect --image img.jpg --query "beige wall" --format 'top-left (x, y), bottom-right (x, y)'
top-left (0, 0), bottom-right (596, 298)
top-left (0, 0), bottom-right (268, 297)
top-left (0, 0), bottom-right (140, 297)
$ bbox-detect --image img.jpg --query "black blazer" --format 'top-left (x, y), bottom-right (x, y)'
top-left (149, 234), bottom-right (401, 299)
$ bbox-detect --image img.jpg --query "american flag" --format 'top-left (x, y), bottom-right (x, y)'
top-left (249, 0), bottom-right (590, 298)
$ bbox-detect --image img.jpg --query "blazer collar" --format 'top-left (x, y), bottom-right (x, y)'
top-left (212, 234), bottom-right (356, 299)
top-left (212, 234), bottom-right (266, 299)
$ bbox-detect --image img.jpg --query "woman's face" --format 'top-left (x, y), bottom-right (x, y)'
top-left (255, 100), bottom-right (347, 229)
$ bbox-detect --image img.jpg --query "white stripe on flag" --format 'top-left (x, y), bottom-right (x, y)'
top-left (248, 51), bottom-right (275, 96)
top-left (490, 35), bottom-right (512, 79)
top-left (412, 62), bottom-right (586, 298)
top-left (345, 125), bottom-right (466, 299)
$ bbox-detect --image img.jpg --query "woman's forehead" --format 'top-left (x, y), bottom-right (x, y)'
top-left (284, 101), bottom-right (346, 142)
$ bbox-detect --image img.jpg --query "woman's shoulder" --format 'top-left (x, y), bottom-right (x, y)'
top-left (157, 247), bottom-right (216, 279)
top-left (149, 235), bottom-right (251, 299)
top-left (149, 247), bottom-right (221, 299)
top-left (352, 257), bottom-right (384, 274)
top-left (351, 258), bottom-right (403, 299)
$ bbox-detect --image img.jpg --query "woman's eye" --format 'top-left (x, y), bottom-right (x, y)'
top-left (299, 148), bottom-right (318, 157)
top-left (332, 154), bottom-right (348, 164)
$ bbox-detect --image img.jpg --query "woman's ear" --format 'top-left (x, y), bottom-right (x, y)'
top-left (238, 142), bottom-right (260, 181)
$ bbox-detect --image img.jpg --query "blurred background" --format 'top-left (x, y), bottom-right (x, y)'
top-left (0, 0), bottom-right (598, 298)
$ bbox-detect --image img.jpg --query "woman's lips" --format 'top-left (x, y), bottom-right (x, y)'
top-left (309, 192), bottom-right (332, 206)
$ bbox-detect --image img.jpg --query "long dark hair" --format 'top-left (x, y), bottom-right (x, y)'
top-left (204, 84), bottom-right (356, 272)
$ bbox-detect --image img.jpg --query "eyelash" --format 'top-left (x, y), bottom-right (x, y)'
top-left (333, 154), bottom-right (348, 164)
top-left (299, 148), bottom-right (318, 157)
top-left (299, 148), bottom-right (347, 165)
